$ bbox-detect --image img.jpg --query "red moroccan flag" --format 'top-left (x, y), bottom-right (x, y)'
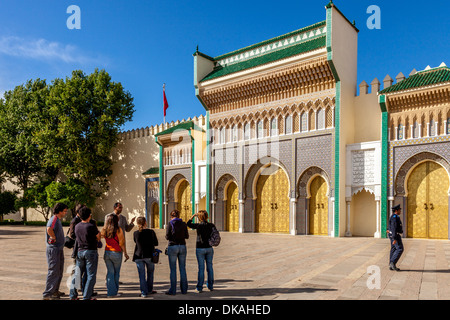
top-left (163, 87), bottom-right (169, 117)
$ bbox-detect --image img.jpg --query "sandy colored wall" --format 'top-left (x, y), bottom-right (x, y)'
top-left (354, 82), bottom-right (381, 143)
top-left (93, 131), bottom-right (160, 222)
top-left (328, 5), bottom-right (358, 237)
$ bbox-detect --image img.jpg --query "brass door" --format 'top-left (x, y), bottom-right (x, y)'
top-left (255, 166), bottom-right (289, 234)
top-left (152, 203), bottom-right (159, 229)
top-left (226, 182), bottom-right (239, 232)
top-left (407, 161), bottom-right (449, 239)
top-left (309, 176), bottom-right (328, 235)
top-left (177, 180), bottom-right (191, 222)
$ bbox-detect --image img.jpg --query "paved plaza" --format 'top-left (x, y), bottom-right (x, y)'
top-left (1, 225), bottom-right (450, 300)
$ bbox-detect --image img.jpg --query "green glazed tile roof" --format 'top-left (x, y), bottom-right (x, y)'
top-left (379, 66), bottom-right (450, 94)
top-left (201, 35), bottom-right (326, 82)
top-left (142, 167), bottom-right (159, 175)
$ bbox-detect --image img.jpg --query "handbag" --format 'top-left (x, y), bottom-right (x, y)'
top-left (152, 249), bottom-right (162, 263)
top-left (64, 225), bottom-right (75, 249)
top-left (64, 235), bottom-right (75, 248)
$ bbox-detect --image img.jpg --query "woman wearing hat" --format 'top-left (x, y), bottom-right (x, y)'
top-left (387, 205), bottom-right (404, 271)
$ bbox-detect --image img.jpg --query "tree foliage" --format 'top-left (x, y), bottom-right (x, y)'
top-left (0, 79), bottom-right (50, 220)
top-left (0, 69), bottom-right (135, 220)
top-left (0, 190), bottom-right (18, 218)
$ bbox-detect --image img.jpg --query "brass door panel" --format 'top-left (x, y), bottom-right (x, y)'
top-left (407, 161), bottom-right (449, 239)
top-left (226, 182), bottom-right (239, 232)
top-left (427, 162), bottom-right (449, 239)
top-left (255, 166), bottom-right (289, 234)
top-left (177, 180), bottom-right (191, 223)
top-left (309, 176), bottom-right (328, 235)
top-left (152, 203), bottom-right (160, 229)
top-left (407, 162), bottom-right (428, 238)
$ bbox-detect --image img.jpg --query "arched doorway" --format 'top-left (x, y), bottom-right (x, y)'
top-left (152, 202), bottom-right (160, 229)
top-left (255, 164), bottom-right (289, 234)
top-left (225, 182), bottom-right (239, 232)
top-left (177, 180), bottom-right (191, 223)
top-left (309, 175), bottom-right (328, 235)
top-left (407, 161), bottom-right (449, 239)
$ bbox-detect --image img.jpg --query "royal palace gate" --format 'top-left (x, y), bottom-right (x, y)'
top-left (406, 160), bottom-right (449, 239)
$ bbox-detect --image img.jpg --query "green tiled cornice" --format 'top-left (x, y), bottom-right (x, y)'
top-left (213, 21), bottom-right (326, 62)
top-left (379, 66), bottom-right (450, 94)
top-left (200, 36), bottom-right (326, 82)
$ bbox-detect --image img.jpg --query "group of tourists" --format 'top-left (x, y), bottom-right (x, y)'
top-left (42, 198), bottom-right (403, 300)
top-left (42, 202), bottom-right (218, 300)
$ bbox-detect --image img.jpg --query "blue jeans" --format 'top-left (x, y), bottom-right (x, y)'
top-left (196, 247), bottom-right (214, 291)
top-left (70, 249), bottom-right (98, 300)
top-left (167, 245), bottom-right (188, 295)
top-left (104, 250), bottom-right (123, 296)
top-left (135, 258), bottom-right (155, 295)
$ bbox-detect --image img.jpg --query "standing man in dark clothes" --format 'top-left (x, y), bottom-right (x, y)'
top-left (70, 206), bottom-right (101, 300)
top-left (43, 203), bottom-right (69, 300)
top-left (165, 210), bottom-right (189, 295)
top-left (68, 204), bottom-right (99, 298)
top-left (387, 204), bottom-right (404, 271)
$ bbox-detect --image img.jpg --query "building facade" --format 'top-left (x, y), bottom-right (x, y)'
top-left (8, 3), bottom-right (449, 241)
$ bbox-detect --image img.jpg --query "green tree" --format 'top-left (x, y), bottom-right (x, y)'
top-left (0, 190), bottom-right (18, 220)
top-left (37, 69), bottom-right (135, 203)
top-left (0, 79), bottom-right (50, 221)
top-left (45, 178), bottom-right (94, 218)
top-left (16, 179), bottom-right (53, 222)
top-left (0, 69), bottom-right (134, 221)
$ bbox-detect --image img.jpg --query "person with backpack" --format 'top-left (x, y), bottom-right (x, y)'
top-left (187, 210), bottom-right (218, 293)
top-left (165, 209), bottom-right (189, 295)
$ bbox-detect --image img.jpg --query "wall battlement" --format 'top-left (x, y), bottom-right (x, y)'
top-left (119, 114), bottom-right (206, 140)
top-left (356, 70), bottom-right (415, 96)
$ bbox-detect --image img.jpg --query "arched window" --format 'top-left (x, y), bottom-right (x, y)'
top-left (398, 124), bottom-right (404, 140)
top-left (447, 118), bottom-right (450, 135)
top-left (285, 115), bottom-right (292, 134)
top-left (300, 112), bottom-right (308, 132)
top-left (257, 121), bottom-right (263, 138)
top-left (429, 119), bottom-right (436, 136)
top-left (244, 122), bottom-right (250, 140)
top-left (317, 108), bottom-right (325, 130)
top-left (220, 127), bottom-right (225, 144)
top-left (232, 125), bottom-right (238, 142)
top-left (412, 121), bottom-right (418, 138)
top-left (270, 118), bottom-right (277, 136)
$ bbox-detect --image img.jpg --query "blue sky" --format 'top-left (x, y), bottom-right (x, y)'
top-left (0, 0), bottom-right (448, 132)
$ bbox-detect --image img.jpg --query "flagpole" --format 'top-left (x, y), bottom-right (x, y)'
top-left (163, 83), bottom-right (166, 126)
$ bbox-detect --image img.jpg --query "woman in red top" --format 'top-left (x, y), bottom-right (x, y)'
top-left (101, 214), bottom-right (129, 298)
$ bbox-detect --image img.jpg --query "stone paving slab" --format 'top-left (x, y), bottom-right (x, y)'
top-left (1, 225), bottom-right (450, 301)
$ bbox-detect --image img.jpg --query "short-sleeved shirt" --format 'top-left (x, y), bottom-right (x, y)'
top-left (46, 215), bottom-right (64, 248)
top-left (75, 222), bottom-right (99, 251)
